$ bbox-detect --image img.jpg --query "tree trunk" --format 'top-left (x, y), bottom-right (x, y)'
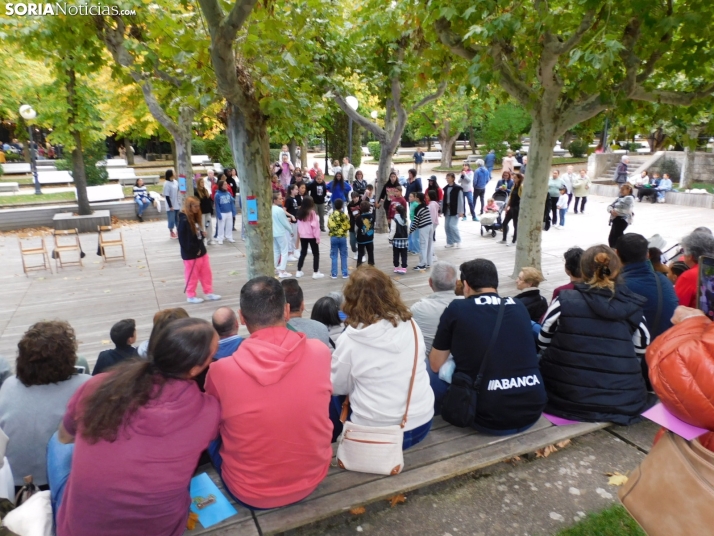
top-left (438, 123), bottom-right (459, 168)
top-left (226, 102), bottom-right (274, 278)
top-left (124, 138), bottom-right (135, 165)
top-left (512, 119), bottom-right (558, 277)
top-left (426, 137), bottom-right (432, 151)
top-left (300, 139), bottom-right (308, 169)
top-left (375, 143), bottom-right (394, 233)
top-left (170, 139), bottom-right (178, 174)
top-left (288, 138), bottom-right (298, 166)
top-left (65, 68), bottom-right (91, 216)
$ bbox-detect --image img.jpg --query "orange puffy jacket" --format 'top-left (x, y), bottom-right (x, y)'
top-left (646, 315), bottom-right (714, 451)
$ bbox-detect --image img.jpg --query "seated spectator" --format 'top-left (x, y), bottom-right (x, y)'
top-left (674, 230), bottom-right (714, 307)
top-left (132, 178), bottom-right (152, 222)
top-left (205, 277), bottom-right (332, 509)
top-left (211, 307), bottom-right (244, 359)
top-left (648, 247), bottom-right (670, 276)
top-left (514, 267), bottom-right (548, 322)
top-left (430, 259), bottom-right (546, 434)
top-left (647, 306), bottom-right (714, 452)
top-left (636, 172), bottom-right (659, 203)
top-left (93, 319), bottom-right (138, 376)
top-left (539, 245), bottom-right (656, 424)
top-left (137, 308), bottom-right (189, 358)
top-left (617, 234), bottom-right (679, 340)
top-left (656, 173), bottom-right (673, 202)
top-left (327, 291), bottom-right (348, 322)
top-left (551, 247), bottom-right (584, 301)
top-left (52, 318), bottom-right (220, 536)
top-left (410, 261), bottom-right (461, 357)
top-left (311, 296), bottom-right (345, 345)
top-left (332, 266), bottom-right (434, 449)
top-left (0, 321), bottom-right (90, 489)
top-left (282, 279), bottom-right (332, 349)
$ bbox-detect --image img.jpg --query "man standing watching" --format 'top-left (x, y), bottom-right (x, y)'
top-left (341, 157), bottom-right (355, 184)
top-left (473, 159), bottom-right (490, 215)
top-left (413, 147), bottom-right (425, 175)
top-left (484, 149), bottom-right (496, 177)
top-left (205, 277), bottom-right (333, 509)
top-left (442, 173), bottom-right (464, 249)
top-left (459, 164), bottom-right (477, 222)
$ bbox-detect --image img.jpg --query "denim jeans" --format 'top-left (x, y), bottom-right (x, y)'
top-left (444, 215), bottom-right (461, 245)
top-left (349, 231), bottom-right (357, 252)
top-left (47, 431), bottom-right (73, 518)
top-left (167, 209), bottom-right (177, 230)
top-left (135, 198), bottom-right (151, 217)
top-left (427, 366), bottom-right (449, 414)
top-left (408, 230), bottom-right (420, 253)
top-left (463, 191), bottom-right (476, 218)
top-left (330, 236), bottom-right (348, 277)
top-left (558, 208), bottom-right (567, 227)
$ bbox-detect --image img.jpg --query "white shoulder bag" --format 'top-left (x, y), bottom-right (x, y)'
top-left (336, 320), bottom-right (419, 476)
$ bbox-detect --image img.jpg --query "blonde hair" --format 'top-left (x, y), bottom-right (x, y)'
top-left (580, 245), bottom-right (621, 292)
top-left (343, 265), bottom-right (412, 328)
top-left (181, 196), bottom-right (202, 235)
top-left (520, 267), bottom-right (545, 287)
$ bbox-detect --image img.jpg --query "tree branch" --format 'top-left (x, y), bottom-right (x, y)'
top-left (550, 8), bottom-right (604, 56)
top-left (434, 17), bottom-right (485, 61)
top-left (333, 93), bottom-right (387, 142)
top-left (221, 0), bottom-right (259, 39)
top-left (630, 83), bottom-right (714, 106)
top-left (410, 81), bottom-right (447, 112)
top-left (389, 75), bottom-right (408, 153)
top-left (154, 67), bottom-right (182, 88)
top-left (196, 0), bottom-right (224, 30)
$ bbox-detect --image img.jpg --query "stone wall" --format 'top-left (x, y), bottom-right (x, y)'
top-left (692, 152), bottom-right (714, 183)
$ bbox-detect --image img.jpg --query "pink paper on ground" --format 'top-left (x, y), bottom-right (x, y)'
top-left (543, 413), bottom-right (581, 426)
top-left (642, 403), bottom-right (708, 441)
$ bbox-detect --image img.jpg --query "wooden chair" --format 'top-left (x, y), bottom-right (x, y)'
top-left (52, 229), bottom-right (84, 270)
top-left (98, 225), bottom-right (126, 262)
top-left (19, 238), bottom-right (52, 275)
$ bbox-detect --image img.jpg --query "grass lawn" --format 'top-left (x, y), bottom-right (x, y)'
top-left (1, 177), bottom-right (34, 185)
top-left (688, 182), bottom-right (714, 194)
top-left (556, 505), bottom-right (645, 536)
top-left (0, 191), bottom-right (76, 206)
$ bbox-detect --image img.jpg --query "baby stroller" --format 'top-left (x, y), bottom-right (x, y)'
top-left (480, 189), bottom-right (509, 237)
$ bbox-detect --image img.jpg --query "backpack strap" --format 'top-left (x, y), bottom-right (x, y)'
top-left (474, 298), bottom-right (507, 394)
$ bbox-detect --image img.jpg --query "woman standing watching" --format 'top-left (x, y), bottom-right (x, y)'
top-left (572, 169), bottom-right (591, 214)
top-left (178, 197), bottom-right (221, 304)
top-left (538, 245), bottom-right (654, 424)
top-left (499, 172), bottom-right (523, 246)
top-left (327, 171), bottom-right (352, 210)
top-left (547, 170), bottom-right (564, 227)
top-left (195, 178), bottom-right (214, 245)
top-left (52, 318), bottom-right (221, 536)
top-left (162, 169), bottom-right (179, 239)
top-left (409, 192), bottom-right (433, 271)
top-left (214, 180), bottom-right (237, 245)
top-left (331, 266), bottom-right (434, 449)
top-left (133, 178), bottom-right (152, 222)
top-left (607, 183), bottom-right (635, 247)
top-left (377, 172), bottom-right (402, 229)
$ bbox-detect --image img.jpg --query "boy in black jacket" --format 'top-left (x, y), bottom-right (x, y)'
top-left (93, 319), bottom-right (138, 375)
top-left (356, 200), bottom-right (375, 267)
top-left (347, 191), bottom-right (362, 259)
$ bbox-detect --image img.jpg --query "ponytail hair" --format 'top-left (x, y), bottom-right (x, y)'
top-left (580, 245), bottom-right (621, 292)
top-left (79, 318), bottom-right (215, 443)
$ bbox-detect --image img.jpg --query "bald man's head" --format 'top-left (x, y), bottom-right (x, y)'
top-left (212, 307), bottom-right (239, 339)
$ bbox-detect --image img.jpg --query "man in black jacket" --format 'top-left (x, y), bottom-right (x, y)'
top-left (442, 173), bottom-right (464, 249)
top-left (93, 319), bottom-right (138, 375)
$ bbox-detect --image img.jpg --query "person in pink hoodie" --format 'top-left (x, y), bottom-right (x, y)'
top-left (205, 276), bottom-right (333, 509)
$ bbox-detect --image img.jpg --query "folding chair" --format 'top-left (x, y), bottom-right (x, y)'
top-left (52, 229), bottom-right (84, 270)
top-left (19, 237), bottom-right (52, 275)
top-left (98, 225), bottom-right (126, 262)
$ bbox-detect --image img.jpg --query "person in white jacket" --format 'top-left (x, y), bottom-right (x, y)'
top-left (561, 165), bottom-right (578, 209)
top-left (331, 265), bottom-right (434, 449)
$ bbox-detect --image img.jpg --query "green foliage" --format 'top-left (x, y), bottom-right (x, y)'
top-left (556, 505), bottom-right (645, 536)
top-left (655, 158), bottom-right (682, 183)
top-left (625, 142), bottom-right (643, 152)
top-left (568, 140), bottom-right (590, 158)
top-left (3, 152), bottom-right (24, 162)
top-left (269, 148), bottom-right (282, 164)
top-left (205, 136), bottom-right (232, 165)
top-left (191, 138), bottom-right (207, 156)
top-left (326, 111), bottom-right (362, 167)
top-left (480, 103), bottom-right (531, 158)
top-left (55, 140), bottom-right (109, 186)
top-left (0, 164), bottom-right (3, 178)
top-left (367, 141), bottom-right (381, 160)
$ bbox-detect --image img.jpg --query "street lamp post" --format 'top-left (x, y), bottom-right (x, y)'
top-left (346, 96), bottom-right (359, 164)
top-left (19, 105), bottom-right (41, 195)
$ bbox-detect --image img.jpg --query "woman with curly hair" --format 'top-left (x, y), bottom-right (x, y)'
top-left (51, 318), bottom-right (220, 536)
top-left (330, 265), bottom-right (434, 449)
top-left (0, 321), bottom-right (90, 488)
top-left (538, 245), bottom-right (656, 424)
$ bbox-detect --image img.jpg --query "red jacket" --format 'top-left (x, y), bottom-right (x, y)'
top-left (675, 265), bottom-right (698, 307)
top-left (211, 183), bottom-right (233, 200)
top-left (647, 315), bottom-right (714, 451)
top-left (205, 326), bottom-right (332, 508)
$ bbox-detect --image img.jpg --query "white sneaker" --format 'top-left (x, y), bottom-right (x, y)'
top-left (278, 271), bottom-right (292, 278)
top-left (432, 256), bottom-right (438, 261)
top-left (445, 244), bottom-right (454, 248)
top-left (217, 240), bottom-right (223, 245)
top-left (313, 272), bottom-right (325, 279)
top-left (227, 239), bottom-right (236, 243)
top-left (205, 294), bottom-right (222, 301)
top-left (455, 243), bottom-right (461, 249)
top-left (287, 255), bottom-right (299, 262)
top-left (208, 239), bottom-right (216, 245)
top-left (295, 271), bottom-right (304, 278)
top-left (362, 256), bottom-right (367, 262)
top-left (554, 225), bottom-right (561, 230)
top-left (353, 252), bottom-right (358, 260)
top-left (187, 297), bottom-right (204, 304)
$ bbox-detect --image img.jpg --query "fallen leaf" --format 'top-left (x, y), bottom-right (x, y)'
top-left (101, 340), bottom-right (110, 345)
top-left (556, 439), bottom-right (571, 449)
top-left (229, 270), bottom-right (238, 275)
top-left (506, 456), bottom-right (522, 464)
top-left (387, 494), bottom-right (406, 507)
top-left (536, 445), bottom-right (557, 458)
top-left (349, 506), bottom-right (366, 516)
top-left (104, 290), bottom-right (111, 293)
top-left (606, 472), bottom-right (629, 486)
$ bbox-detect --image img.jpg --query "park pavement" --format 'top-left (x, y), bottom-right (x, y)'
top-left (0, 189), bottom-right (708, 369)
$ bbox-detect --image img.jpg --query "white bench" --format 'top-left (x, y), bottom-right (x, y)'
top-left (0, 182), bottom-right (20, 193)
top-left (96, 159), bottom-right (128, 168)
top-left (191, 155), bottom-right (212, 166)
top-left (423, 151), bottom-right (443, 162)
top-left (106, 168), bottom-right (160, 185)
top-left (1, 162), bottom-right (31, 174)
top-left (38, 170), bottom-right (74, 184)
top-left (76, 184), bottom-right (125, 203)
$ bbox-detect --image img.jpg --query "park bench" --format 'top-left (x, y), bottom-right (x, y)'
top-left (188, 416), bottom-right (606, 535)
top-left (423, 151), bottom-right (443, 162)
top-left (106, 167), bottom-right (160, 185)
top-left (76, 184), bottom-right (125, 203)
top-left (463, 154), bottom-right (482, 165)
top-left (38, 170), bottom-right (74, 185)
top-left (1, 162), bottom-right (31, 174)
top-left (0, 182), bottom-right (20, 193)
top-left (97, 159), bottom-right (128, 168)
top-left (192, 155), bottom-right (213, 166)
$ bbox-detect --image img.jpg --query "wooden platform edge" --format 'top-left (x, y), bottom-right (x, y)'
top-left (189, 515), bottom-right (260, 536)
top-left (251, 422), bottom-right (608, 535)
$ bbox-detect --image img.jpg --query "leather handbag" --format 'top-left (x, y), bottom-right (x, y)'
top-left (619, 431), bottom-right (714, 535)
top-left (335, 320), bottom-right (420, 476)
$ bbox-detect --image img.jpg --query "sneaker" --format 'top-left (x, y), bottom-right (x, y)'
top-left (187, 297), bottom-right (204, 304)
top-left (138, 215), bottom-right (144, 222)
top-left (342, 274), bottom-right (349, 279)
top-left (554, 225), bottom-right (561, 230)
top-left (208, 239), bottom-right (216, 245)
top-left (472, 217), bottom-right (479, 222)
top-left (353, 252), bottom-right (358, 260)
top-left (409, 251), bottom-right (418, 256)
top-left (506, 242), bottom-right (513, 247)
top-left (414, 265), bottom-right (426, 271)
top-left (331, 275), bottom-right (338, 279)
top-left (445, 244), bottom-right (454, 248)
top-left (362, 256), bottom-right (367, 262)
top-left (461, 217), bottom-right (467, 221)
top-left (394, 267), bottom-right (399, 273)
top-left (498, 240), bottom-right (507, 244)
top-left (205, 294), bottom-right (222, 301)
top-left (295, 271), bottom-right (304, 278)
top-left (455, 243), bottom-right (461, 249)
top-left (313, 272), bottom-right (325, 279)
top-left (287, 255), bottom-right (299, 262)
top-left (399, 267), bottom-right (408, 274)
top-left (278, 271), bottom-right (292, 278)
top-left (217, 240), bottom-right (224, 245)
top-left (227, 238), bottom-right (236, 243)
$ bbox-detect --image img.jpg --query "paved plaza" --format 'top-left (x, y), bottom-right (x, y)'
top-left (0, 191), bottom-right (708, 369)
